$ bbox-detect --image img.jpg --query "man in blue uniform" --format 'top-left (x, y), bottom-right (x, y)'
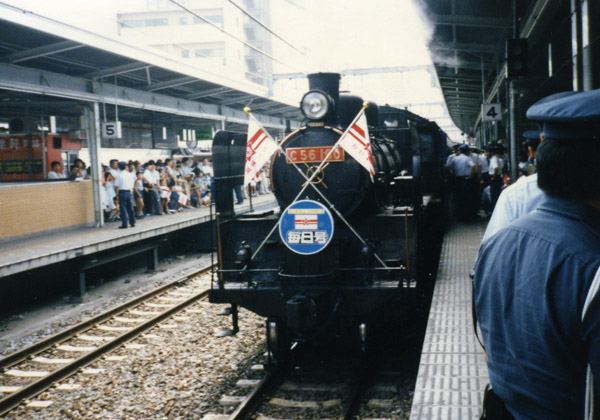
top-left (449, 144), bottom-right (475, 220)
top-left (474, 89), bottom-right (600, 420)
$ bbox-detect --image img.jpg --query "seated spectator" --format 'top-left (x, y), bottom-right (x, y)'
top-left (181, 157), bottom-right (193, 177)
top-left (67, 165), bottom-right (80, 180)
top-left (74, 158), bottom-right (88, 179)
top-left (171, 179), bottom-right (188, 211)
top-left (47, 161), bottom-right (64, 179)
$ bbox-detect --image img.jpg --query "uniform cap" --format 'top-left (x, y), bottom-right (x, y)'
top-left (522, 129), bottom-right (540, 140)
top-left (118, 161), bottom-right (127, 170)
top-left (526, 89), bottom-right (600, 140)
top-left (458, 144), bottom-right (470, 153)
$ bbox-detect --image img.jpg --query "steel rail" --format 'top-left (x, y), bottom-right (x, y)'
top-left (226, 367), bottom-right (285, 420)
top-left (0, 264), bottom-right (214, 370)
top-left (0, 288), bottom-right (210, 416)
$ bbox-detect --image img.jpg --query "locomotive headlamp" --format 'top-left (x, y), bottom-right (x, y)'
top-left (301, 90), bottom-right (332, 120)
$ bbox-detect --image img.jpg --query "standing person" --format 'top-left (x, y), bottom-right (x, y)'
top-left (159, 178), bottom-right (171, 214)
top-left (474, 89), bottom-right (600, 420)
top-left (488, 145), bottom-right (503, 210)
top-left (448, 144), bottom-right (475, 220)
top-left (134, 171), bottom-right (145, 218)
top-left (104, 171), bottom-right (119, 222)
top-left (143, 161), bottom-right (161, 216)
top-left (108, 159), bottom-right (119, 179)
top-left (115, 161), bottom-right (136, 228)
top-left (47, 161), bottom-right (64, 179)
top-left (164, 158), bottom-right (176, 187)
top-left (482, 137), bottom-right (544, 242)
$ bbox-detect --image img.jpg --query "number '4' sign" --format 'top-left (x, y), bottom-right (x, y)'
top-left (482, 103), bottom-right (502, 122)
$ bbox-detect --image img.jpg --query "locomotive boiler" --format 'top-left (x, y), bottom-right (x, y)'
top-left (210, 73), bottom-right (447, 358)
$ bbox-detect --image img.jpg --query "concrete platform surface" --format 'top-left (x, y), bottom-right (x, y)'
top-left (409, 220), bottom-right (488, 420)
top-left (0, 194), bottom-right (277, 278)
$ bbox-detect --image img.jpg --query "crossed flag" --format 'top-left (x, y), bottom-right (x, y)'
top-left (244, 107), bottom-right (374, 186)
top-left (243, 107), bottom-right (388, 269)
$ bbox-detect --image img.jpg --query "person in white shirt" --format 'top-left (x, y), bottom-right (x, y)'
top-left (488, 146), bottom-right (503, 209)
top-left (143, 161), bottom-right (161, 216)
top-left (115, 161), bottom-right (137, 228)
top-left (108, 159), bottom-right (119, 179)
top-left (181, 157), bottom-right (193, 177)
top-left (200, 158), bottom-right (213, 176)
top-left (47, 161), bottom-right (64, 179)
top-left (482, 173), bottom-right (544, 242)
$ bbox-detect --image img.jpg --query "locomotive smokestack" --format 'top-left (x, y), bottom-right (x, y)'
top-left (307, 73), bottom-right (340, 125)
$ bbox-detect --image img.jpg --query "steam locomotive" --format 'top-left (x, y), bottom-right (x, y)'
top-left (210, 73), bottom-right (448, 357)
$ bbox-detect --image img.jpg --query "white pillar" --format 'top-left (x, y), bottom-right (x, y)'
top-left (84, 103), bottom-right (104, 227)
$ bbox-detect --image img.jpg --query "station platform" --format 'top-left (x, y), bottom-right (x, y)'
top-left (0, 193), bottom-right (278, 279)
top-left (409, 220), bottom-right (488, 420)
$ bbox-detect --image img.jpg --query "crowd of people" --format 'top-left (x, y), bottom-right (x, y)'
top-left (47, 157), bottom-right (215, 224)
top-left (445, 142), bottom-right (506, 220)
top-left (48, 156), bottom-right (273, 226)
top-left (102, 157), bottom-right (214, 224)
top-left (444, 133), bottom-right (540, 222)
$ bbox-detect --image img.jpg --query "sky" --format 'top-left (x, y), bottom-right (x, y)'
top-left (2, 0), bottom-right (461, 140)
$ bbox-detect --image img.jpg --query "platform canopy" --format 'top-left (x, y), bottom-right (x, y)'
top-left (0, 3), bottom-right (302, 133)
top-left (419, 0), bottom-right (572, 137)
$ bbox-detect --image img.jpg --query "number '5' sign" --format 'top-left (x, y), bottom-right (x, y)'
top-left (482, 104), bottom-right (502, 122)
top-left (102, 121), bottom-right (122, 139)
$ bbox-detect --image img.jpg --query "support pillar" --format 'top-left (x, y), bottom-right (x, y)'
top-left (509, 79), bottom-right (519, 182)
top-left (582, 0), bottom-right (600, 89)
top-left (571, 0), bottom-right (584, 90)
top-left (84, 103), bottom-right (104, 227)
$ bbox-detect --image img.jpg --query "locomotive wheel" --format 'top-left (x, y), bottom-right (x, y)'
top-left (266, 319), bottom-right (290, 365)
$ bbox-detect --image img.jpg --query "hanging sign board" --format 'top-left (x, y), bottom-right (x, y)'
top-left (279, 200), bottom-right (334, 255)
top-left (102, 121), bottom-right (122, 139)
top-left (482, 104), bottom-right (502, 122)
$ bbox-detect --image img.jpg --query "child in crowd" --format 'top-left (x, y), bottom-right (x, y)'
top-left (159, 178), bottom-right (171, 215)
top-left (104, 171), bottom-right (119, 222)
top-left (134, 171), bottom-right (145, 218)
top-left (171, 179), bottom-right (188, 212)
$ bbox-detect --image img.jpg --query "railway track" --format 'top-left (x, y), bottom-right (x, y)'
top-left (0, 263), bottom-right (215, 416)
top-left (202, 344), bottom-right (378, 420)
top-left (207, 334), bottom-right (419, 420)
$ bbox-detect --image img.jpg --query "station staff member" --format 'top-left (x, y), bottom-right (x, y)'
top-left (115, 161), bottom-right (137, 229)
top-left (474, 89), bottom-right (600, 420)
top-left (449, 144), bottom-right (475, 219)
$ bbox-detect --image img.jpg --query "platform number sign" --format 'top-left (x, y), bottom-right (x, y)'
top-left (482, 104), bottom-right (502, 122)
top-left (279, 200), bottom-right (334, 255)
top-left (102, 121), bottom-right (122, 139)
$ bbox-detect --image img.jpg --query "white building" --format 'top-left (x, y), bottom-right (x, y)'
top-left (117, 0), bottom-right (272, 88)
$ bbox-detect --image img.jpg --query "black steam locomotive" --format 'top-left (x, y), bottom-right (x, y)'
top-left (210, 73), bottom-right (448, 357)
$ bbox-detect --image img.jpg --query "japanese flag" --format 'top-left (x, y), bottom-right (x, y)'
top-left (337, 108), bottom-right (375, 181)
top-left (244, 113), bottom-right (278, 186)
